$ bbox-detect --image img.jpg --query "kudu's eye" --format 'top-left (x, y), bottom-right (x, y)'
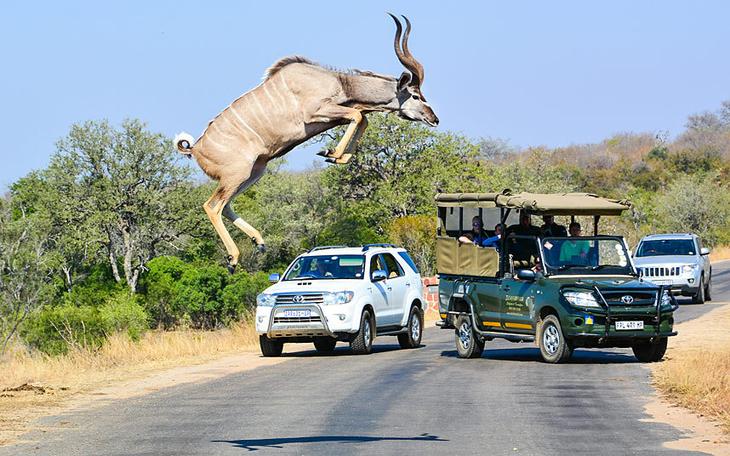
top-left (411, 94), bottom-right (420, 100)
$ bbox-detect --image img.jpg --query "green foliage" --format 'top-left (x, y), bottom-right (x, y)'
top-left (387, 215), bottom-right (437, 276)
top-left (21, 305), bottom-right (107, 355)
top-left (99, 292), bottom-right (149, 341)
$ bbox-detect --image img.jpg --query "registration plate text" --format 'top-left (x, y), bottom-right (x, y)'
top-left (616, 320), bottom-right (644, 330)
top-left (283, 310), bottom-right (311, 318)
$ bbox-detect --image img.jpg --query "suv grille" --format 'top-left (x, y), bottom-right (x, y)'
top-left (275, 293), bottom-right (324, 305)
top-left (273, 315), bottom-right (323, 324)
top-left (601, 290), bottom-right (657, 306)
top-left (640, 267), bottom-right (680, 277)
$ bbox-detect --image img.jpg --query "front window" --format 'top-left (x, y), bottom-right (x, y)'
top-left (636, 239), bottom-right (696, 257)
top-left (541, 237), bottom-right (634, 276)
top-left (283, 255), bottom-right (365, 280)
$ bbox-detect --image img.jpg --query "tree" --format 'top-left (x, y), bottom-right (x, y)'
top-left (44, 119), bottom-right (198, 292)
top-left (0, 196), bottom-right (55, 353)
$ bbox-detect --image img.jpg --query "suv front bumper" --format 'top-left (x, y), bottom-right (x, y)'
top-left (255, 303), bottom-right (358, 338)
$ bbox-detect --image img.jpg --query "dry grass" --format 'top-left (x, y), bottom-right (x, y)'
top-left (710, 245), bottom-right (730, 263)
top-left (653, 305), bottom-right (730, 434)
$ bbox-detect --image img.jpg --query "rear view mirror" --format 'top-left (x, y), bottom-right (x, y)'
top-left (516, 269), bottom-right (536, 281)
top-left (372, 269), bottom-right (387, 282)
top-left (700, 247), bottom-right (711, 256)
top-left (268, 273), bottom-right (281, 283)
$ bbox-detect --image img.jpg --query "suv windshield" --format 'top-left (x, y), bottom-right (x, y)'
top-left (541, 237), bottom-right (634, 276)
top-left (283, 255), bottom-right (365, 280)
top-left (636, 239), bottom-right (696, 257)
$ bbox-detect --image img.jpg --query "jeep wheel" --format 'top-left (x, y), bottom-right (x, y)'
top-left (537, 315), bottom-right (572, 363)
top-left (313, 337), bottom-right (337, 353)
top-left (692, 275), bottom-right (705, 304)
top-left (259, 335), bottom-right (283, 357)
top-left (350, 310), bottom-right (374, 355)
top-left (632, 338), bottom-right (668, 362)
top-left (398, 306), bottom-right (424, 349)
top-left (455, 315), bottom-right (484, 359)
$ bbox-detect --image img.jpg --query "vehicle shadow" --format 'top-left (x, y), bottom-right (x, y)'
top-left (212, 433), bottom-right (447, 451)
top-left (280, 343), bottom-right (424, 358)
top-left (440, 347), bottom-right (637, 364)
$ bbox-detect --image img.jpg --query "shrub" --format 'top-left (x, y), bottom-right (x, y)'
top-left (99, 292), bottom-right (149, 341)
top-left (21, 305), bottom-right (107, 355)
top-left (221, 271), bottom-right (271, 319)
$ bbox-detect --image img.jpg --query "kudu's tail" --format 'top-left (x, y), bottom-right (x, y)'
top-left (174, 132), bottom-right (195, 157)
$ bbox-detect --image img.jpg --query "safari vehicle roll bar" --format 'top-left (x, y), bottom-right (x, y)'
top-left (435, 189), bottom-right (632, 276)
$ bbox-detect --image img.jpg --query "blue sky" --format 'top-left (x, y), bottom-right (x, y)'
top-left (1, 1), bottom-right (729, 189)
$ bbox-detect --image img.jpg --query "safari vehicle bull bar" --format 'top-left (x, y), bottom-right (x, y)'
top-left (265, 303), bottom-right (335, 339)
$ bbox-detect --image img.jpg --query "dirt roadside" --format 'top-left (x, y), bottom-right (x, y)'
top-left (644, 303), bottom-right (730, 456)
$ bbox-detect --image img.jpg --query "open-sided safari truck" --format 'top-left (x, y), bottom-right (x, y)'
top-left (435, 190), bottom-right (678, 363)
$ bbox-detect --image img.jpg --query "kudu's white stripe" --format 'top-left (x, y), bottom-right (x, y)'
top-left (228, 103), bottom-right (266, 146)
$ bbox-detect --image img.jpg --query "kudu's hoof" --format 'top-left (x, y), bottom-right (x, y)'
top-left (325, 154), bottom-right (352, 165)
top-left (317, 149), bottom-right (334, 158)
top-left (225, 255), bottom-right (237, 274)
top-left (256, 244), bottom-right (267, 253)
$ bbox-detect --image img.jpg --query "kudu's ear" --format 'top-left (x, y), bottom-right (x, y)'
top-left (397, 71), bottom-right (412, 90)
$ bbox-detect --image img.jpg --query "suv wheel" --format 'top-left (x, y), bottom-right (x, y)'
top-left (398, 305), bottom-right (424, 349)
top-left (455, 315), bottom-right (484, 359)
top-left (692, 275), bottom-right (705, 304)
top-left (259, 335), bottom-right (284, 357)
top-left (705, 275), bottom-right (712, 301)
top-left (632, 338), bottom-right (667, 362)
top-left (350, 310), bottom-right (374, 355)
top-left (537, 315), bottom-right (572, 363)
top-left (313, 337), bottom-right (337, 353)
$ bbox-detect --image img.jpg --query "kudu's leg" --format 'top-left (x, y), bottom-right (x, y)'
top-left (222, 160), bottom-right (268, 263)
top-left (203, 186), bottom-right (241, 272)
top-left (312, 107), bottom-right (367, 164)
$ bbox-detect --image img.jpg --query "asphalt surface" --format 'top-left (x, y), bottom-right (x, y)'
top-left (3, 261), bottom-right (729, 456)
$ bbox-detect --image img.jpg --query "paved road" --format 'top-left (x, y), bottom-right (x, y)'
top-left (3, 262), bottom-right (729, 456)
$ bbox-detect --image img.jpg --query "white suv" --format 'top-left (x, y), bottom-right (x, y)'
top-left (255, 244), bottom-right (425, 356)
top-left (633, 233), bottom-right (712, 303)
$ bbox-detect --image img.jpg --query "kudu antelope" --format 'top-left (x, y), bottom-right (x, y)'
top-left (175, 14), bottom-right (438, 272)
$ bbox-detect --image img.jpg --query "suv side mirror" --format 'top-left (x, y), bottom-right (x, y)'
top-left (516, 269), bottom-right (536, 281)
top-left (372, 269), bottom-right (387, 282)
top-left (268, 273), bottom-right (281, 283)
top-left (700, 247), bottom-right (711, 256)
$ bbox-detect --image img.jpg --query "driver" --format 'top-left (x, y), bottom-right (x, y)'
top-left (559, 222), bottom-right (590, 263)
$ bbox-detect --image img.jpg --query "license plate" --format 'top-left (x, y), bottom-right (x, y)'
top-left (651, 279), bottom-right (671, 286)
top-left (283, 310), bottom-right (311, 318)
top-left (616, 321), bottom-right (644, 330)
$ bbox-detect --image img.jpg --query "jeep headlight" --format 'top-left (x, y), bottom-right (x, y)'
top-left (323, 291), bottom-right (354, 305)
top-left (562, 290), bottom-right (601, 308)
top-left (256, 293), bottom-right (276, 307)
top-left (682, 264), bottom-right (699, 274)
top-left (660, 289), bottom-right (672, 307)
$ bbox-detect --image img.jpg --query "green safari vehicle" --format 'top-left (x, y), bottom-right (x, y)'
top-left (435, 190), bottom-right (678, 363)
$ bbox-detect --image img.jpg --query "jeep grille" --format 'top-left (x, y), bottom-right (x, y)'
top-left (275, 293), bottom-right (324, 305)
top-left (639, 267), bottom-right (681, 277)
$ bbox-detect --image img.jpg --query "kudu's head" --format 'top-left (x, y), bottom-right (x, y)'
top-left (389, 14), bottom-right (439, 127)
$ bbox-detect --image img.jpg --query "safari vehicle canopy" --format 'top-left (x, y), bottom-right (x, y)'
top-left (435, 190), bottom-right (632, 277)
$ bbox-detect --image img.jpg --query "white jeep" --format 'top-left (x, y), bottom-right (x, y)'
top-left (255, 244), bottom-right (425, 356)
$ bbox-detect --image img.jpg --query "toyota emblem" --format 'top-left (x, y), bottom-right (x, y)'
top-left (293, 295), bottom-right (304, 303)
top-left (620, 295), bottom-right (634, 304)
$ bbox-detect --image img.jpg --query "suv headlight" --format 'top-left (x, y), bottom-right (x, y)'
top-left (323, 291), bottom-right (354, 305)
top-left (256, 293), bottom-right (276, 307)
top-left (562, 290), bottom-right (601, 308)
top-left (682, 264), bottom-right (699, 274)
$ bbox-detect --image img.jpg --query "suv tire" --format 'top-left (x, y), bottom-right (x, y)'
top-left (705, 275), bottom-right (712, 301)
top-left (259, 335), bottom-right (284, 357)
top-left (455, 315), bottom-right (484, 359)
top-left (692, 275), bottom-right (705, 304)
top-left (632, 338), bottom-right (667, 362)
top-left (350, 310), bottom-right (374, 355)
top-left (398, 305), bottom-right (424, 349)
top-left (537, 315), bottom-right (572, 363)
top-left (313, 337), bottom-right (337, 353)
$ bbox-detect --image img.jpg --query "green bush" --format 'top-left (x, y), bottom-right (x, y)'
top-left (21, 305), bottom-right (107, 355)
top-left (221, 270), bottom-right (271, 319)
top-left (99, 292), bottom-right (149, 341)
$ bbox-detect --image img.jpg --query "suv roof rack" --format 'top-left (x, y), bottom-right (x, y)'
top-left (308, 245), bottom-right (349, 252)
top-left (362, 243), bottom-right (398, 251)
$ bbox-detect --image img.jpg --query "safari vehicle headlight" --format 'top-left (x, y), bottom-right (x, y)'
top-left (256, 293), bottom-right (276, 307)
top-left (682, 264), bottom-right (699, 274)
top-left (562, 290), bottom-right (601, 308)
top-left (323, 291), bottom-right (354, 305)
top-left (660, 289), bottom-right (672, 307)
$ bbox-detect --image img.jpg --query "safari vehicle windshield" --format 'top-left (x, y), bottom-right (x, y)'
top-left (541, 236), bottom-right (634, 276)
top-left (283, 255), bottom-right (365, 281)
top-left (636, 239), bottom-right (696, 257)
